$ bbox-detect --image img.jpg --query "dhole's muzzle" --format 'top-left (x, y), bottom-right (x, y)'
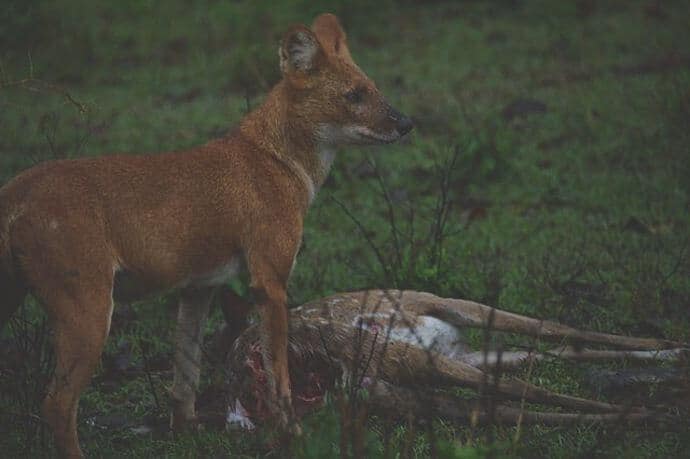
top-left (387, 105), bottom-right (414, 138)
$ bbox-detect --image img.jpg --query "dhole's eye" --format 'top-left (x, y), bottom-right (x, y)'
top-left (344, 88), bottom-right (365, 104)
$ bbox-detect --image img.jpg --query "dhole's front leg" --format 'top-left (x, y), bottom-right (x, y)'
top-left (246, 237), bottom-right (301, 433)
top-left (170, 287), bottom-right (214, 431)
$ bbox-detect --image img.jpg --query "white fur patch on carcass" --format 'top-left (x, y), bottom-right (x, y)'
top-left (352, 313), bottom-right (466, 359)
top-left (226, 399), bottom-right (255, 431)
top-left (388, 315), bottom-right (466, 359)
top-left (351, 312), bottom-right (400, 334)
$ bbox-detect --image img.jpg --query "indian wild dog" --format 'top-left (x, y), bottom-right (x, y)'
top-left (0, 13), bottom-right (413, 457)
top-left (218, 290), bottom-right (688, 430)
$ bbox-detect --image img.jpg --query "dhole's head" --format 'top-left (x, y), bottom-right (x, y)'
top-left (279, 13), bottom-right (413, 146)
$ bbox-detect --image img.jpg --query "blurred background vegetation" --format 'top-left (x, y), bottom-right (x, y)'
top-left (1, 0), bottom-right (689, 457)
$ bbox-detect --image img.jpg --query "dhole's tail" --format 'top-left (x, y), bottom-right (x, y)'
top-left (0, 199), bottom-right (26, 330)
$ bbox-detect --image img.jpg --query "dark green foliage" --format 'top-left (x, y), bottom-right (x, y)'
top-left (1, 0), bottom-right (689, 457)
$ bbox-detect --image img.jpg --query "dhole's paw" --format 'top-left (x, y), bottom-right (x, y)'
top-left (288, 421), bottom-right (303, 437)
top-left (277, 410), bottom-right (302, 437)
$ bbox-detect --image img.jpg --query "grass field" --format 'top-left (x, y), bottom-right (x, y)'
top-left (1, 0), bottom-right (689, 457)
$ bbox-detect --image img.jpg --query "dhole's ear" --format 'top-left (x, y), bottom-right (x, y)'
top-left (279, 25), bottom-right (323, 75)
top-left (312, 13), bottom-right (355, 65)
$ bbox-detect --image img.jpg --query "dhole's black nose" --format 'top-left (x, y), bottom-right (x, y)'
top-left (396, 115), bottom-right (414, 136)
top-left (388, 106), bottom-right (414, 136)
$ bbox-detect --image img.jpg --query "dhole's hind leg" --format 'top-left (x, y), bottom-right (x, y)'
top-left (40, 284), bottom-right (114, 458)
top-left (11, 212), bottom-right (116, 457)
top-left (170, 287), bottom-right (214, 432)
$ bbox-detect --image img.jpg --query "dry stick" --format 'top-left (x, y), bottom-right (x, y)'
top-left (374, 290), bottom-right (435, 457)
top-left (364, 290), bottom-right (443, 456)
top-left (337, 388), bottom-right (349, 459)
top-left (353, 290), bottom-right (375, 389)
top-left (481, 307), bottom-right (498, 446)
top-left (436, 146), bottom-right (461, 274)
top-left (0, 78), bottom-right (88, 113)
top-left (6, 310), bottom-right (55, 454)
top-left (339, 290), bottom-right (373, 458)
top-left (353, 388), bottom-right (369, 459)
top-left (138, 336), bottom-right (162, 413)
top-left (351, 302), bottom-right (376, 457)
top-left (382, 421), bottom-right (393, 459)
top-left (388, 289), bottom-right (447, 457)
top-left (331, 195), bottom-right (396, 286)
top-left (402, 412), bottom-right (415, 459)
top-left (312, 322), bottom-right (353, 457)
top-left (514, 342), bottom-right (537, 445)
top-left (368, 156), bottom-right (404, 276)
top-left (378, 288), bottom-right (464, 455)
top-left (405, 204), bottom-right (418, 284)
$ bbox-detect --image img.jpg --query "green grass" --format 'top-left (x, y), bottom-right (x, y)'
top-left (1, 0), bottom-right (689, 457)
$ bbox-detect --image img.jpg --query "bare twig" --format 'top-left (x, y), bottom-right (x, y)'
top-left (0, 77), bottom-right (88, 114)
top-left (331, 195), bottom-right (396, 285)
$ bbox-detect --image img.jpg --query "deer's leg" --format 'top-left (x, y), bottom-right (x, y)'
top-left (367, 380), bottom-right (659, 426)
top-left (170, 287), bottom-right (214, 432)
top-left (416, 292), bottom-right (682, 349)
top-left (490, 404), bottom-right (659, 425)
top-left (461, 347), bottom-right (690, 371)
top-left (460, 350), bottom-right (549, 370)
top-left (387, 345), bottom-right (634, 413)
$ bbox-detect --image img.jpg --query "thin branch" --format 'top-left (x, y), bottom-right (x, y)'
top-left (367, 156), bottom-right (404, 275)
top-left (331, 194), bottom-right (396, 286)
top-left (1, 77), bottom-right (88, 113)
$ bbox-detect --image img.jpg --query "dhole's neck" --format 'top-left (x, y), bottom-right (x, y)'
top-left (239, 81), bottom-right (334, 205)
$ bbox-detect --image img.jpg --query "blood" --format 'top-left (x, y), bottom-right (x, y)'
top-left (243, 343), bottom-right (335, 421)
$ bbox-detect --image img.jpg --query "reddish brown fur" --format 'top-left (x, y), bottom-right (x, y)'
top-left (0, 13), bottom-right (412, 457)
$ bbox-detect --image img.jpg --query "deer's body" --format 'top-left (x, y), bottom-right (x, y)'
top-left (223, 290), bottom-right (687, 429)
top-left (0, 14), bottom-right (412, 457)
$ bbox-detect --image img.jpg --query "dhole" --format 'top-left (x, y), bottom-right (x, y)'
top-left (0, 13), bottom-right (412, 457)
